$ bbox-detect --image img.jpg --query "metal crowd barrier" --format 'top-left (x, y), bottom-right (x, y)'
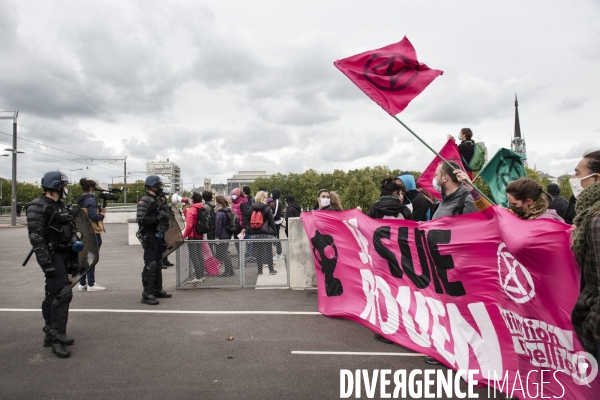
top-left (175, 238), bottom-right (290, 289)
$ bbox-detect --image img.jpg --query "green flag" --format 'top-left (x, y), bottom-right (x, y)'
top-left (478, 148), bottom-right (527, 207)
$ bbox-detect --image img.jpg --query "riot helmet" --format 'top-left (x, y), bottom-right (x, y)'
top-left (41, 170), bottom-right (70, 191)
top-left (144, 175), bottom-right (164, 195)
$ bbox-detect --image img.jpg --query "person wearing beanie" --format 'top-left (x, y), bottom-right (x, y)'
top-left (547, 183), bottom-right (569, 218)
top-left (395, 172), bottom-right (432, 222)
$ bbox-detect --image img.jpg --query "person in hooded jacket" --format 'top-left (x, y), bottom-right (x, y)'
top-left (396, 172), bottom-right (431, 221)
top-left (243, 191), bottom-right (277, 275)
top-left (547, 183), bottom-right (569, 218)
top-left (213, 195), bottom-right (235, 277)
top-left (182, 192), bottom-right (207, 282)
top-left (564, 195), bottom-right (577, 225)
top-left (284, 195), bottom-right (301, 238)
top-left (76, 178), bottom-right (107, 291)
top-left (368, 177), bottom-right (412, 220)
top-left (271, 188), bottom-right (284, 260)
top-left (230, 188), bottom-right (248, 234)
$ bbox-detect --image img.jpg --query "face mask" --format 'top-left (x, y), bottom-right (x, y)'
top-left (509, 205), bottom-right (526, 217)
top-left (231, 195), bottom-right (238, 200)
top-left (320, 198), bottom-right (330, 207)
top-left (569, 174), bottom-right (595, 198)
top-left (62, 188), bottom-right (68, 199)
top-left (432, 178), bottom-right (442, 193)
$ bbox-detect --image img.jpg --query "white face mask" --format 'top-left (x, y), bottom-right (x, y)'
top-left (432, 178), bottom-right (442, 193)
top-left (231, 195), bottom-right (237, 200)
top-left (569, 174), bottom-right (595, 198)
top-left (320, 198), bottom-right (330, 207)
top-left (62, 188), bottom-right (68, 199)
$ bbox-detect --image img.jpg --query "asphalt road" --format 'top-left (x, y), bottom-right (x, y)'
top-left (0, 224), bottom-right (496, 399)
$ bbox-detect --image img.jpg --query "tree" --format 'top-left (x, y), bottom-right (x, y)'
top-left (557, 173), bottom-right (573, 199)
top-left (341, 170), bottom-right (379, 213)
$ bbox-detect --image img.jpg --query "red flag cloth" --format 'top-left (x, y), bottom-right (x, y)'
top-left (334, 37), bottom-right (443, 115)
top-left (416, 140), bottom-right (471, 200)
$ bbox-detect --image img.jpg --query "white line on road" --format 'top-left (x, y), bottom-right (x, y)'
top-left (0, 308), bottom-right (321, 315)
top-left (292, 351), bottom-right (425, 357)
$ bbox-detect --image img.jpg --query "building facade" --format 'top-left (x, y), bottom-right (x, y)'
top-left (146, 159), bottom-right (182, 192)
top-left (227, 171), bottom-right (271, 192)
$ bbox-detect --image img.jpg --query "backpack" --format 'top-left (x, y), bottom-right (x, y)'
top-left (194, 207), bottom-right (210, 235)
top-left (225, 210), bottom-right (240, 234)
top-left (250, 209), bottom-right (265, 230)
top-left (464, 141), bottom-right (486, 172)
top-left (206, 203), bottom-right (216, 233)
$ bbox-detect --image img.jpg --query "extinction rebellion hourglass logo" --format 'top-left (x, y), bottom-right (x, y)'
top-left (362, 53), bottom-right (422, 92)
top-left (497, 243), bottom-right (535, 304)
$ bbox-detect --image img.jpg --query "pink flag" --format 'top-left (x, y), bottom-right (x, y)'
top-left (302, 208), bottom-right (598, 399)
top-left (416, 139), bottom-right (469, 200)
top-left (334, 37), bottom-right (443, 115)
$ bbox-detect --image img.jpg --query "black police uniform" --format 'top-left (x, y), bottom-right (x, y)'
top-left (137, 185), bottom-right (172, 305)
top-left (27, 194), bottom-right (78, 358)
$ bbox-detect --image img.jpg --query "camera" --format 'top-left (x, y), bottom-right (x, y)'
top-left (98, 187), bottom-right (123, 207)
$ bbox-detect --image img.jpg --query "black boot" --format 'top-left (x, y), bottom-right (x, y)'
top-left (50, 325), bottom-right (71, 358)
top-left (161, 257), bottom-right (174, 267)
top-left (141, 291), bottom-right (159, 305)
top-left (154, 268), bottom-right (172, 298)
top-left (44, 325), bottom-right (74, 347)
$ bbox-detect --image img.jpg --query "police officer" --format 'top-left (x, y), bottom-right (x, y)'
top-left (137, 176), bottom-right (173, 305)
top-left (26, 171), bottom-right (77, 358)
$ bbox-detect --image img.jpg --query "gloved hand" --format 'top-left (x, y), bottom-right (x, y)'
top-left (158, 211), bottom-right (169, 222)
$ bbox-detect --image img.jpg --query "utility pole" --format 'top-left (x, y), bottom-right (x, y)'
top-left (1, 111), bottom-right (20, 226)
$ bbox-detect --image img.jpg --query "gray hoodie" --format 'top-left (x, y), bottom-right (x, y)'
top-left (432, 184), bottom-right (478, 220)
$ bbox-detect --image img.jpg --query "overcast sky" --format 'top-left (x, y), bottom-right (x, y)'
top-left (1, 0), bottom-right (599, 190)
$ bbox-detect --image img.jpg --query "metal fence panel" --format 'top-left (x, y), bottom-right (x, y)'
top-left (176, 238), bottom-right (289, 289)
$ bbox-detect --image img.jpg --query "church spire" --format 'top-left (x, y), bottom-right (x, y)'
top-left (514, 94), bottom-right (522, 139)
top-left (511, 93), bottom-right (527, 167)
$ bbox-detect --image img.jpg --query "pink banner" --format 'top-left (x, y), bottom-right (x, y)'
top-left (302, 208), bottom-right (599, 399)
top-left (417, 140), bottom-right (469, 200)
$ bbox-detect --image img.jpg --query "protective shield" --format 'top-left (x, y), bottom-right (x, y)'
top-left (69, 208), bottom-right (100, 287)
top-left (162, 204), bottom-right (184, 259)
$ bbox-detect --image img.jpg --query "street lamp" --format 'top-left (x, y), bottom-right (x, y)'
top-left (1, 110), bottom-right (19, 226)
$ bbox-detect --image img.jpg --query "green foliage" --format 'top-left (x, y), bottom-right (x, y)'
top-left (1, 177), bottom-right (45, 206)
top-left (525, 167), bottom-right (552, 189)
top-left (557, 174), bottom-right (573, 199)
top-left (247, 166), bottom-right (422, 212)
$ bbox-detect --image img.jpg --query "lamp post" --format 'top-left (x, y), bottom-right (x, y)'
top-left (1, 111), bottom-right (19, 226)
top-left (1, 153), bottom-right (9, 215)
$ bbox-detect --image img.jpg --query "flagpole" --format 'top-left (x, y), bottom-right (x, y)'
top-left (392, 115), bottom-right (495, 205)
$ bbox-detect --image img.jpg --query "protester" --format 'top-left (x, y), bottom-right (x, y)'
top-left (564, 195), bottom-right (577, 225)
top-left (243, 190), bottom-right (277, 275)
top-left (546, 183), bottom-right (569, 219)
top-left (202, 190), bottom-right (216, 241)
top-left (569, 150), bottom-right (600, 360)
top-left (316, 189), bottom-right (332, 210)
top-left (396, 172), bottom-right (431, 221)
top-left (230, 188), bottom-right (248, 235)
top-left (368, 177), bottom-right (412, 220)
top-left (431, 161), bottom-right (478, 219)
top-left (448, 128), bottom-right (475, 171)
top-left (505, 178), bottom-right (564, 221)
top-left (182, 192), bottom-right (207, 283)
top-left (243, 185), bottom-right (254, 207)
top-left (330, 191), bottom-right (344, 211)
top-left (76, 178), bottom-right (106, 291)
top-left (284, 195), bottom-right (302, 238)
top-left (271, 188), bottom-right (284, 260)
top-left (214, 195), bottom-right (235, 277)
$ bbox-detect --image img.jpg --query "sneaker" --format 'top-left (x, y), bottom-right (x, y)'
top-left (273, 254), bottom-right (284, 260)
top-left (246, 256), bottom-right (257, 262)
top-left (87, 284), bottom-right (106, 291)
top-left (269, 270), bottom-right (278, 275)
top-left (77, 284), bottom-right (87, 292)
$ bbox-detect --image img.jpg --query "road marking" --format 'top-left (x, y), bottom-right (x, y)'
top-left (0, 308), bottom-right (321, 315)
top-left (292, 351), bottom-right (425, 357)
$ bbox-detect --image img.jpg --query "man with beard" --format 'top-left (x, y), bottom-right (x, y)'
top-left (431, 161), bottom-right (478, 219)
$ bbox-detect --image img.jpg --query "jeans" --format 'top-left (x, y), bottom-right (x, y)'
top-left (251, 234), bottom-right (274, 272)
top-left (188, 238), bottom-right (206, 279)
top-left (79, 234), bottom-right (102, 286)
